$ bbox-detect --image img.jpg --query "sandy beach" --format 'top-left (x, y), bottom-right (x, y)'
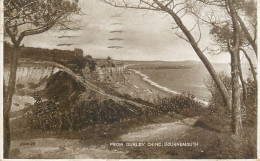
top-left (113, 69), bottom-right (172, 103)
top-left (118, 67), bottom-right (209, 106)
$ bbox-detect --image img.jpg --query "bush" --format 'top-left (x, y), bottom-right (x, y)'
top-left (155, 94), bottom-right (204, 117)
top-left (24, 95), bottom-right (63, 132)
top-left (25, 92), bottom-right (202, 132)
top-left (205, 71), bottom-right (232, 117)
top-left (205, 71), bottom-right (257, 126)
top-left (24, 95), bottom-right (148, 132)
top-left (203, 71), bottom-right (257, 158)
top-left (243, 77), bottom-right (257, 126)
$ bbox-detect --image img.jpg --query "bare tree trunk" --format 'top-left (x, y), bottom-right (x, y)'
top-left (228, 0), bottom-right (243, 137)
top-left (153, 0), bottom-right (231, 111)
top-left (230, 51), bottom-right (243, 136)
top-left (237, 53), bottom-right (247, 102)
top-left (239, 48), bottom-right (257, 84)
top-left (4, 46), bottom-right (19, 158)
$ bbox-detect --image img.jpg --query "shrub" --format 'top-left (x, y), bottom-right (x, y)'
top-left (205, 71), bottom-right (257, 126)
top-left (155, 94), bottom-right (204, 117)
top-left (24, 95), bottom-right (147, 132)
top-left (243, 76), bottom-right (257, 126)
top-left (24, 94), bottom-right (63, 132)
top-left (203, 71), bottom-right (257, 158)
top-left (205, 71), bottom-right (232, 117)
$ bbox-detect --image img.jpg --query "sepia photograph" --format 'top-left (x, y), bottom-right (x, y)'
top-left (2, 0), bottom-right (258, 159)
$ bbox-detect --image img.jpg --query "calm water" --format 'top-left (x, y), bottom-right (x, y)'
top-left (135, 62), bottom-right (251, 102)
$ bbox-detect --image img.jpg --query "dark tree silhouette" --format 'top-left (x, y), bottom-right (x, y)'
top-left (4, 0), bottom-right (80, 158)
top-left (84, 55), bottom-right (97, 72)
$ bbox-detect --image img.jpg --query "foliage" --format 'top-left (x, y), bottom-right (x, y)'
top-left (22, 71), bottom-right (86, 132)
top-left (24, 95), bottom-right (61, 132)
top-left (24, 90), bottom-right (204, 132)
top-left (205, 71), bottom-right (257, 126)
top-left (84, 55), bottom-right (97, 72)
top-left (243, 76), bottom-right (257, 125)
top-left (209, 23), bottom-right (247, 52)
top-left (24, 95), bottom-right (140, 131)
top-left (4, 0), bottom-right (79, 158)
top-left (155, 94), bottom-right (204, 117)
top-left (205, 71), bottom-right (232, 117)
top-left (4, 43), bottom-right (86, 73)
top-left (44, 71), bottom-right (86, 104)
top-left (4, 0), bottom-right (80, 46)
top-left (236, 0), bottom-right (257, 19)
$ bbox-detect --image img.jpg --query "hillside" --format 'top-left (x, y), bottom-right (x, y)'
top-left (8, 57), bottom-right (158, 134)
top-left (4, 42), bottom-right (85, 74)
top-left (5, 43), bottom-right (256, 159)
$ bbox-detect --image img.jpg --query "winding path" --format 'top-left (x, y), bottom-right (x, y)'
top-left (120, 117), bottom-right (199, 142)
top-left (10, 117), bottom-right (198, 159)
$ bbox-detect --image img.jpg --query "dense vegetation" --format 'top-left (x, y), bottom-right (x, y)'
top-left (4, 42), bottom-right (86, 74)
top-left (155, 94), bottom-right (204, 117)
top-left (23, 97), bottom-right (140, 132)
top-left (10, 65), bottom-right (257, 158)
top-left (22, 85), bottom-right (203, 132)
top-left (182, 72), bottom-right (258, 158)
top-left (205, 72), bottom-right (257, 126)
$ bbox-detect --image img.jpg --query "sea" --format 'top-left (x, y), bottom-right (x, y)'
top-left (128, 61), bottom-right (253, 103)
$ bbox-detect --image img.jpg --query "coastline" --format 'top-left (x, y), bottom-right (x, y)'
top-left (129, 69), bottom-right (209, 106)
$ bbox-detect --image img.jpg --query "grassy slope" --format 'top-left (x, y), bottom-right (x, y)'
top-left (9, 59), bottom-right (257, 159)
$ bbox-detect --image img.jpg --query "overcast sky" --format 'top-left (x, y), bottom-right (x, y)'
top-left (17, 0), bottom-right (256, 63)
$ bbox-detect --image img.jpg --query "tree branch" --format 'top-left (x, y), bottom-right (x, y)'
top-left (239, 48), bottom-right (257, 84)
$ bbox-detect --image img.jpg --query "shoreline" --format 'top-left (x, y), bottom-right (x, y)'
top-left (129, 69), bottom-right (209, 106)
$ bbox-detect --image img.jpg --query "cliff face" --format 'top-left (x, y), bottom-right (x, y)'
top-left (4, 64), bottom-right (60, 87)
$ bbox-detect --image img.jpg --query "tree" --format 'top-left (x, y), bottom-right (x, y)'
top-left (209, 24), bottom-right (255, 102)
top-left (101, 0), bottom-right (232, 111)
top-left (200, 0), bottom-right (257, 82)
top-left (4, 0), bottom-right (80, 158)
top-left (107, 56), bottom-right (113, 76)
top-left (191, 0), bottom-right (257, 56)
top-left (239, 48), bottom-right (257, 84)
top-left (191, 0), bottom-right (257, 136)
top-left (227, 0), bottom-right (250, 136)
top-left (101, 0), bottom-right (257, 136)
top-left (237, 0), bottom-right (257, 56)
top-left (84, 55), bottom-right (97, 72)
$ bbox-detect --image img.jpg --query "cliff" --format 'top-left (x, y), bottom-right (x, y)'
top-left (4, 63), bottom-right (60, 88)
